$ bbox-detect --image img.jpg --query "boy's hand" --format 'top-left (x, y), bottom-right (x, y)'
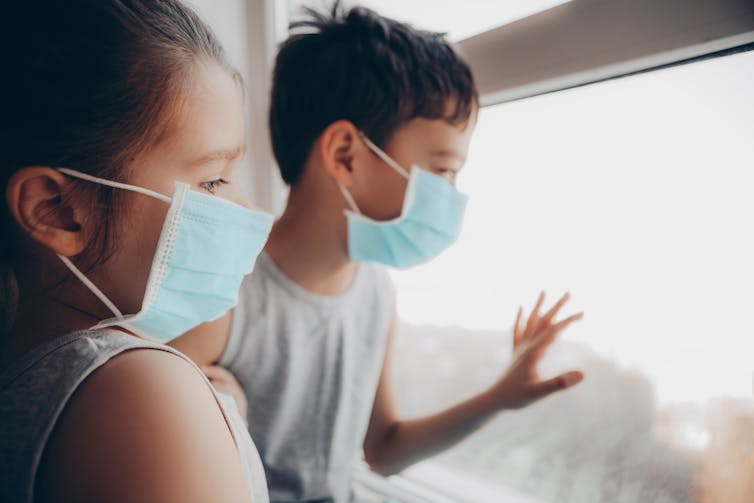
top-left (202, 365), bottom-right (249, 425)
top-left (486, 292), bottom-right (584, 410)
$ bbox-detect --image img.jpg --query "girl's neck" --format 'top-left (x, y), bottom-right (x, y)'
top-left (0, 266), bottom-right (125, 371)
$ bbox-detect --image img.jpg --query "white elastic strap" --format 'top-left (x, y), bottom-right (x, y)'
top-left (359, 134), bottom-right (410, 179)
top-left (58, 167), bottom-right (172, 203)
top-left (58, 254), bottom-right (124, 319)
top-left (337, 183), bottom-right (362, 215)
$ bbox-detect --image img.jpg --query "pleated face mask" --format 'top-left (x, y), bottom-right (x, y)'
top-left (57, 168), bottom-right (273, 342)
top-left (337, 135), bottom-right (468, 269)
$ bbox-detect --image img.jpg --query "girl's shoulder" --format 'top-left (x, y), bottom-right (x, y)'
top-left (0, 329), bottom-right (250, 503)
top-left (37, 345), bottom-right (251, 502)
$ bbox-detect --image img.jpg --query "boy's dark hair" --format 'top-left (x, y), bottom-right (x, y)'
top-left (269, 2), bottom-right (478, 186)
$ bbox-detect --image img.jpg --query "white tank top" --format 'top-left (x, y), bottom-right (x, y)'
top-left (0, 329), bottom-right (269, 502)
top-left (219, 252), bottom-right (396, 502)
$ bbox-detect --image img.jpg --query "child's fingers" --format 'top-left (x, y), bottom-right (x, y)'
top-left (541, 292), bottom-right (570, 325)
top-left (542, 312), bottom-right (582, 344)
top-left (201, 364), bottom-right (234, 383)
top-left (524, 291), bottom-right (546, 336)
top-left (530, 371), bottom-right (584, 399)
top-left (513, 307), bottom-right (523, 346)
top-left (527, 312), bottom-right (583, 361)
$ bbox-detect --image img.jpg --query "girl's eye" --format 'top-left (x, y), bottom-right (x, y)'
top-left (199, 178), bottom-right (229, 194)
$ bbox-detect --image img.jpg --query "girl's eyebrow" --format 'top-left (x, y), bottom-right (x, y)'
top-left (190, 145), bottom-right (246, 165)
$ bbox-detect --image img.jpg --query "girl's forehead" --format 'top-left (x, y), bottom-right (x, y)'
top-left (149, 63), bottom-right (246, 164)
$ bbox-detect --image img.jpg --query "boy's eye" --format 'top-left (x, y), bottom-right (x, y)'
top-left (199, 178), bottom-right (229, 194)
top-left (433, 168), bottom-right (456, 182)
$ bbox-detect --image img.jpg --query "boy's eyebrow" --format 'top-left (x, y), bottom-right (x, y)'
top-left (430, 149), bottom-right (465, 162)
top-left (190, 145), bottom-right (247, 165)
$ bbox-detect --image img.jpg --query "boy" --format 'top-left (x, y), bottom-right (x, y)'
top-left (175, 4), bottom-right (583, 502)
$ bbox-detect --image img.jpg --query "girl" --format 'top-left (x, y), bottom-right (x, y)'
top-left (0, 1), bottom-right (271, 501)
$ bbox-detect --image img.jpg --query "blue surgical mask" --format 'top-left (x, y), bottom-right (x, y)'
top-left (337, 135), bottom-right (468, 269)
top-left (57, 168), bottom-right (273, 342)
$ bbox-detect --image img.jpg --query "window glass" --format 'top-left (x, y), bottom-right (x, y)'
top-left (390, 50), bottom-right (754, 502)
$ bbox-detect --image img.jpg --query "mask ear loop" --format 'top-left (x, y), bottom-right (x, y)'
top-left (57, 168), bottom-right (172, 203)
top-left (337, 183), bottom-right (362, 215)
top-left (337, 133), bottom-right (411, 215)
top-left (55, 167), bottom-right (173, 324)
top-left (358, 133), bottom-right (410, 179)
top-left (58, 254), bottom-right (124, 319)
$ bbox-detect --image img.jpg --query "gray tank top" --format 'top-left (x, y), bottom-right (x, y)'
top-left (0, 329), bottom-right (269, 503)
top-left (219, 252), bottom-right (396, 502)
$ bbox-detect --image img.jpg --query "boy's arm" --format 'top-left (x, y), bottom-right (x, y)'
top-left (363, 315), bottom-right (500, 475)
top-left (169, 310), bottom-right (233, 366)
top-left (363, 293), bottom-right (583, 476)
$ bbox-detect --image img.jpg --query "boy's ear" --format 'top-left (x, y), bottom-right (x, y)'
top-left (5, 166), bottom-right (89, 257)
top-left (318, 120), bottom-right (363, 187)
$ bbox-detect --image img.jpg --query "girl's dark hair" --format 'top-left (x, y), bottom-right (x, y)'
top-left (0, 0), bottom-right (235, 332)
top-left (269, 1), bottom-right (478, 186)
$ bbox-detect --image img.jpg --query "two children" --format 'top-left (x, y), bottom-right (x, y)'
top-left (0, 2), bottom-right (583, 502)
top-left (177, 4), bottom-right (584, 502)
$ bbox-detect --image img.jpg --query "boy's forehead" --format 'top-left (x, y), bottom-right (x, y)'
top-left (388, 115), bottom-right (476, 159)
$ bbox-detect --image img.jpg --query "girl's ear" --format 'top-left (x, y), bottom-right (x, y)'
top-left (317, 120), bottom-right (366, 188)
top-left (5, 167), bottom-right (89, 257)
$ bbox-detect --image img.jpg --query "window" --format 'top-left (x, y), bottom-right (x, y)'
top-left (389, 49), bottom-right (754, 502)
top-left (332, 0), bottom-right (571, 41)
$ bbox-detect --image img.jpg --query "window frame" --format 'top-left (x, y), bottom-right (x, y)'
top-left (244, 0), bottom-right (289, 214)
top-left (458, 0), bottom-right (754, 106)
